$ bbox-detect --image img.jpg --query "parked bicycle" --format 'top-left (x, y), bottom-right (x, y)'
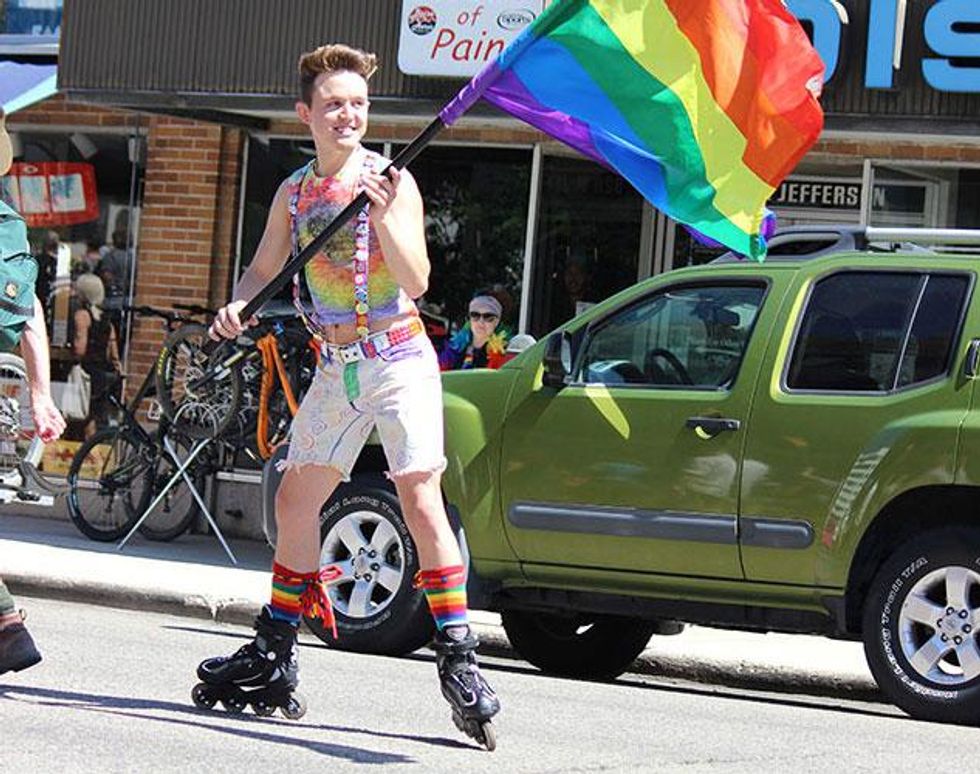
top-left (0, 351), bottom-right (61, 504)
top-left (66, 304), bottom-right (209, 542)
top-left (154, 307), bottom-right (317, 459)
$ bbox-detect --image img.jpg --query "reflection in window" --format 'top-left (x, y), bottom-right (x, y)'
top-left (578, 284), bottom-right (766, 389)
top-left (531, 155), bottom-right (643, 337)
top-left (403, 145), bottom-right (530, 332)
top-left (787, 272), bottom-right (969, 392)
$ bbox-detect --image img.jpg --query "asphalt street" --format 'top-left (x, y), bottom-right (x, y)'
top-left (3, 596), bottom-right (977, 773)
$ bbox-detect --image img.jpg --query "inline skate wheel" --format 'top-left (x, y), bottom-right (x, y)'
top-left (222, 694), bottom-right (247, 713)
top-left (191, 683), bottom-right (217, 710)
top-left (280, 692), bottom-right (307, 720)
top-left (452, 712), bottom-right (497, 752)
top-left (478, 721), bottom-right (496, 752)
top-left (252, 699), bottom-right (276, 717)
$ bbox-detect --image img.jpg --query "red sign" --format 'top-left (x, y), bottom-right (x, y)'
top-left (0, 162), bottom-right (99, 227)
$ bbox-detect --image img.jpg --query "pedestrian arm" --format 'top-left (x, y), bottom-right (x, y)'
top-left (22, 296), bottom-right (54, 399)
top-left (72, 308), bottom-right (90, 360)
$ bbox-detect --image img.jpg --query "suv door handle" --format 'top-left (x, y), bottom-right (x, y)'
top-left (686, 416), bottom-right (741, 439)
top-left (966, 339), bottom-right (980, 379)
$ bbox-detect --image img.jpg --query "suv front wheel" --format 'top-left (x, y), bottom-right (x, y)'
top-left (863, 528), bottom-right (980, 724)
top-left (304, 476), bottom-right (434, 655)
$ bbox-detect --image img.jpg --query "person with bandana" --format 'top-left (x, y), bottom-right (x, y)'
top-left (195, 44), bottom-right (500, 743)
top-left (438, 293), bottom-right (510, 371)
top-left (0, 107), bottom-right (67, 677)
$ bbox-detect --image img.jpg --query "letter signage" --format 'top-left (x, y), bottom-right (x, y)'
top-left (786, 0), bottom-right (979, 93)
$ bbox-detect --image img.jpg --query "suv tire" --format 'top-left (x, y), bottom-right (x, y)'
top-left (863, 528), bottom-right (980, 724)
top-left (501, 609), bottom-right (656, 680)
top-left (304, 476), bottom-right (434, 655)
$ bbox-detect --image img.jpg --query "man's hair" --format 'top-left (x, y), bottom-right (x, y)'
top-left (298, 44), bottom-right (378, 106)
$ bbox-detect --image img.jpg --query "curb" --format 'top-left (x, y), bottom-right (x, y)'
top-left (8, 573), bottom-right (882, 703)
top-left (6, 573), bottom-right (261, 626)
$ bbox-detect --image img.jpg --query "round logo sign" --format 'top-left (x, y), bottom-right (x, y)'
top-left (408, 6), bottom-right (437, 35)
top-left (497, 9), bottom-right (536, 30)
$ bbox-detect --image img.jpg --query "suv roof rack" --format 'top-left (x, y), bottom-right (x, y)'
top-left (711, 226), bottom-right (980, 263)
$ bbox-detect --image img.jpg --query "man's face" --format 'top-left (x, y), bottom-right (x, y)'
top-left (296, 70), bottom-right (370, 152)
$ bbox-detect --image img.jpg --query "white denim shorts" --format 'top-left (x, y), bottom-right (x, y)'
top-left (282, 333), bottom-right (447, 480)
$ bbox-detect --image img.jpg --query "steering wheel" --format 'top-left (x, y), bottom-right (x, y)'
top-left (646, 348), bottom-right (694, 385)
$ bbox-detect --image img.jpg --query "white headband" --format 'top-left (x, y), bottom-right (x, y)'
top-left (469, 295), bottom-right (502, 317)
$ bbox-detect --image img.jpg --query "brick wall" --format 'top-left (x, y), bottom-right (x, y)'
top-left (127, 116), bottom-right (242, 391)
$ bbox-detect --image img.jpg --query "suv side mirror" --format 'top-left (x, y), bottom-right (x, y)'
top-left (542, 331), bottom-right (574, 388)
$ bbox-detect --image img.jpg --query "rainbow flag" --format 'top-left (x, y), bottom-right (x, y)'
top-left (439, 0), bottom-right (825, 259)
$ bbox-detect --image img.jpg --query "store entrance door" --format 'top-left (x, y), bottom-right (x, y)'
top-left (528, 154), bottom-right (644, 338)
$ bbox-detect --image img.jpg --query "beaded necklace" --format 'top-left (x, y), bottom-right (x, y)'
top-left (288, 149), bottom-right (376, 341)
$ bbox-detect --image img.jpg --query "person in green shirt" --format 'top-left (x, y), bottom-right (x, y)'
top-left (0, 107), bottom-right (67, 676)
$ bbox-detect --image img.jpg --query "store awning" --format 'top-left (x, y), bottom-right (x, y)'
top-left (0, 62), bottom-right (57, 114)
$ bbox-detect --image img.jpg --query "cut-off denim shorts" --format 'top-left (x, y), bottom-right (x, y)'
top-left (281, 331), bottom-right (447, 481)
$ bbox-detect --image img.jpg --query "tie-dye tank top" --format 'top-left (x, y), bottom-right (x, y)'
top-left (286, 148), bottom-right (415, 330)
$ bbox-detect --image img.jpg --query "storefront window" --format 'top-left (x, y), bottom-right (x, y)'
top-left (530, 154), bottom-right (643, 337)
top-left (1, 129), bottom-right (140, 345)
top-left (1, 127), bottom-right (141, 441)
top-left (870, 163), bottom-right (980, 230)
top-left (1, 0), bottom-right (62, 38)
top-left (401, 144), bottom-right (531, 335)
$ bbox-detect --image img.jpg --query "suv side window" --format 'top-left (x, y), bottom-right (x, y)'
top-left (577, 284), bottom-right (766, 388)
top-left (787, 272), bottom-right (970, 392)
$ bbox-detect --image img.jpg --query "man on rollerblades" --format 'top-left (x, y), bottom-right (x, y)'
top-left (195, 44), bottom-right (500, 747)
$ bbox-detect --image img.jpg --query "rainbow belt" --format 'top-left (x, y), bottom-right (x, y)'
top-left (320, 318), bottom-right (424, 365)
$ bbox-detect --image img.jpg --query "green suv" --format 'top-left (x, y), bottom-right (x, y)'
top-left (295, 232), bottom-right (980, 725)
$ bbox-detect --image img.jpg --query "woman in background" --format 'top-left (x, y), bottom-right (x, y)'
top-left (72, 273), bottom-right (121, 438)
top-left (439, 293), bottom-right (510, 371)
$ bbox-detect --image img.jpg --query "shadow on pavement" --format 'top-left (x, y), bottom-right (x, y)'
top-left (166, 622), bottom-right (892, 719)
top-left (0, 682), bottom-right (473, 761)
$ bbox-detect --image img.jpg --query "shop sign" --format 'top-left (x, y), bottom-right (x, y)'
top-left (3, 0), bottom-right (62, 36)
top-left (787, 0), bottom-right (980, 93)
top-left (770, 177), bottom-right (927, 214)
top-left (398, 1), bottom-right (550, 76)
top-left (771, 180), bottom-right (863, 209)
top-left (0, 162), bottom-right (99, 227)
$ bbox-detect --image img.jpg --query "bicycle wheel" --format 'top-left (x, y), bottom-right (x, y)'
top-left (135, 429), bottom-right (205, 542)
top-left (155, 323), bottom-right (243, 440)
top-left (67, 427), bottom-right (154, 542)
top-left (0, 353), bottom-right (36, 486)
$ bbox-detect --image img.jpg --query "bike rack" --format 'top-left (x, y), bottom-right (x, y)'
top-left (116, 404), bottom-right (238, 564)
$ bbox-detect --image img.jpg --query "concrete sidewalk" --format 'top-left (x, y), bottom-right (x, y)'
top-left (0, 512), bottom-right (880, 701)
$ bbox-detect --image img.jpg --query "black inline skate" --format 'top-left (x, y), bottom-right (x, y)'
top-left (432, 626), bottom-right (500, 751)
top-left (192, 606), bottom-right (307, 719)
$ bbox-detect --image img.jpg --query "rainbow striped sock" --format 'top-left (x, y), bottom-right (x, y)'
top-left (269, 561), bottom-right (306, 626)
top-left (416, 565), bottom-right (469, 631)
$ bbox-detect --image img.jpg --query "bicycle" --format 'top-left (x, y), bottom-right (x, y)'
top-left (65, 305), bottom-right (209, 542)
top-left (154, 307), bottom-right (318, 459)
top-left (0, 351), bottom-right (63, 505)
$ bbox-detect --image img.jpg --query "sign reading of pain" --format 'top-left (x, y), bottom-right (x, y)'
top-left (398, 1), bottom-right (550, 77)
